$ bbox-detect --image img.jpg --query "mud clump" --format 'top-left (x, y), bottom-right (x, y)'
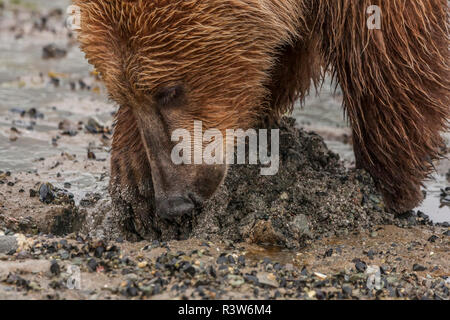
top-left (104, 118), bottom-right (394, 248)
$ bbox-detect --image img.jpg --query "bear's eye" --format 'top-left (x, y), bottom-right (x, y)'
top-left (154, 84), bottom-right (185, 107)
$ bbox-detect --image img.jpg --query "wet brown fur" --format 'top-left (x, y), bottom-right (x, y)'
top-left (74, 0), bottom-right (449, 213)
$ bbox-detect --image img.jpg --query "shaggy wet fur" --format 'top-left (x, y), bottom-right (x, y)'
top-left (74, 0), bottom-right (449, 215)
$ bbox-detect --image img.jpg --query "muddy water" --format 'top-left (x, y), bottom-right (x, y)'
top-left (0, 1), bottom-right (448, 223)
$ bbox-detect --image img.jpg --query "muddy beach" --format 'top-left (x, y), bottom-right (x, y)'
top-left (0, 1), bottom-right (449, 300)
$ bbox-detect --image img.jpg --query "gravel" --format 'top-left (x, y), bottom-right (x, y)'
top-left (0, 228), bottom-right (447, 300)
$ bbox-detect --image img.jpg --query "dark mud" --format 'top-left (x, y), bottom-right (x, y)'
top-left (104, 118), bottom-right (394, 248)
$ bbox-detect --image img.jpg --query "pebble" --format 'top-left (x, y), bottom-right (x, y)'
top-left (87, 150), bottom-right (96, 160)
top-left (208, 266), bottom-right (217, 278)
top-left (125, 285), bottom-right (139, 297)
top-left (324, 248), bottom-right (333, 257)
top-left (216, 254), bottom-right (227, 265)
top-left (58, 119), bottom-right (78, 136)
top-left (50, 260), bottom-right (61, 276)
top-left (85, 118), bottom-right (109, 134)
top-left (39, 183), bottom-right (55, 204)
top-left (182, 263), bottom-right (196, 277)
top-left (342, 286), bottom-right (352, 296)
top-left (413, 264), bottom-right (427, 272)
top-left (59, 250), bottom-right (70, 260)
top-left (291, 214), bottom-right (312, 237)
top-left (365, 265), bottom-right (382, 290)
top-left (244, 274), bottom-right (259, 285)
top-left (279, 192), bottom-right (289, 200)
top-left (228, 275), bottom-right (245, 287)
top-left (427, 235), bottom-right (439, 243)
top-left (87, 258), bottom-right (98, 272)
top-left (314, 272), bottom-right (327, 280)
top-left (355, 260), bottom-right (367, 273)
top-left (256, 272), bottom-right (279, 288)
top-left (0, 236), bottom-right (18, 254)
top-left (94, 246), bottom-right (104, 258)
top-left (42, 44), bottom-right (67, 59)
top-left (285, 263), bottom-right (294, 271)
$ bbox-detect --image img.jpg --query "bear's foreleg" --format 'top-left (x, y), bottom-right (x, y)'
top-left (315, 0), bottom-right (449, 212)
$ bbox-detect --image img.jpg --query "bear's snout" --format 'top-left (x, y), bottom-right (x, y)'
top-left (155, 196), bottom-right (196, 220)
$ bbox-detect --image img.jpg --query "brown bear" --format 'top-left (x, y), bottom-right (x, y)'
top-left (73, 0), bottom-right (449, 235)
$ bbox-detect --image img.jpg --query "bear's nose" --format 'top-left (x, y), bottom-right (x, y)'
top-left (155, 196), bottom-right (195, 220)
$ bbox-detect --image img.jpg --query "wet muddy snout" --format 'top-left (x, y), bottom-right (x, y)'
top-left (134, 108), bottom-right (226, 220)
top-left (155, 196), bottom-right (195, 220)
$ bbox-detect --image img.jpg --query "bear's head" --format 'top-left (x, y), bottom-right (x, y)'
top-left (74, 0), bottom-right (303, 218)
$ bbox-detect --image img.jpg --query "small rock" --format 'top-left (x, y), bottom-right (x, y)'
top-left (285, 263), bottom-right (294, 271)
top-left (39, 183), bottom-right (55, 204)
top-left (365, 265), bottom-right (382, 290)
top-left (279, 192), bottom-right (289, 200)
top-left (355, 260), bottom-right (367, 273)
top-left (87, 150), bottom-right (96, 160)
top-left (59, 250), bottom-right (70, 260)
top-left (29, 189), bottom-right (37, 197)
top-left (366, 249), bottom-right (375, 260)
top-left (87, 258), bottom-right (98, 272)
top-left (94, 246), bottom-right (104, 258)
top-left (50, 260), bottom-right (60, 276)
top-left (85, 118), bottom-right (108, 134)
top-left (228, 275), bottom-right (245, 287)
top-left (216, 254), bottom-right (227, 265)
top-left (42, 44), bottom-right (67, 59)
top-left (125, 285), bottom-right (139, 297)
top-left (257, 272), bottom-right (278, 288)
top-left (300, 266), bottom-right (308, 276)
top-left (237, 255), bottom-right (246, 266)
top-left (427, 235), bottom-right (439, 243)
top-left (208, 266), bottom-right (217, 278)
top-left (342, 286), bottom-right (352, 297)
top-left (244, 274), bottom-right (259, 285)
top-left (182, 263), bottom-right (196, 277)
top-left (0, 236), bottom-right (18, 254)
top-left (413, 264), bottom-right (427, 272)
top-left (314, 272), bottom-right (327, 280)
top-left (58, 120), bottom-right (78, 136)
top-left (324, 248), bottom-right (333, 257)
top-left (291, 214), bottom-right (312, 238)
